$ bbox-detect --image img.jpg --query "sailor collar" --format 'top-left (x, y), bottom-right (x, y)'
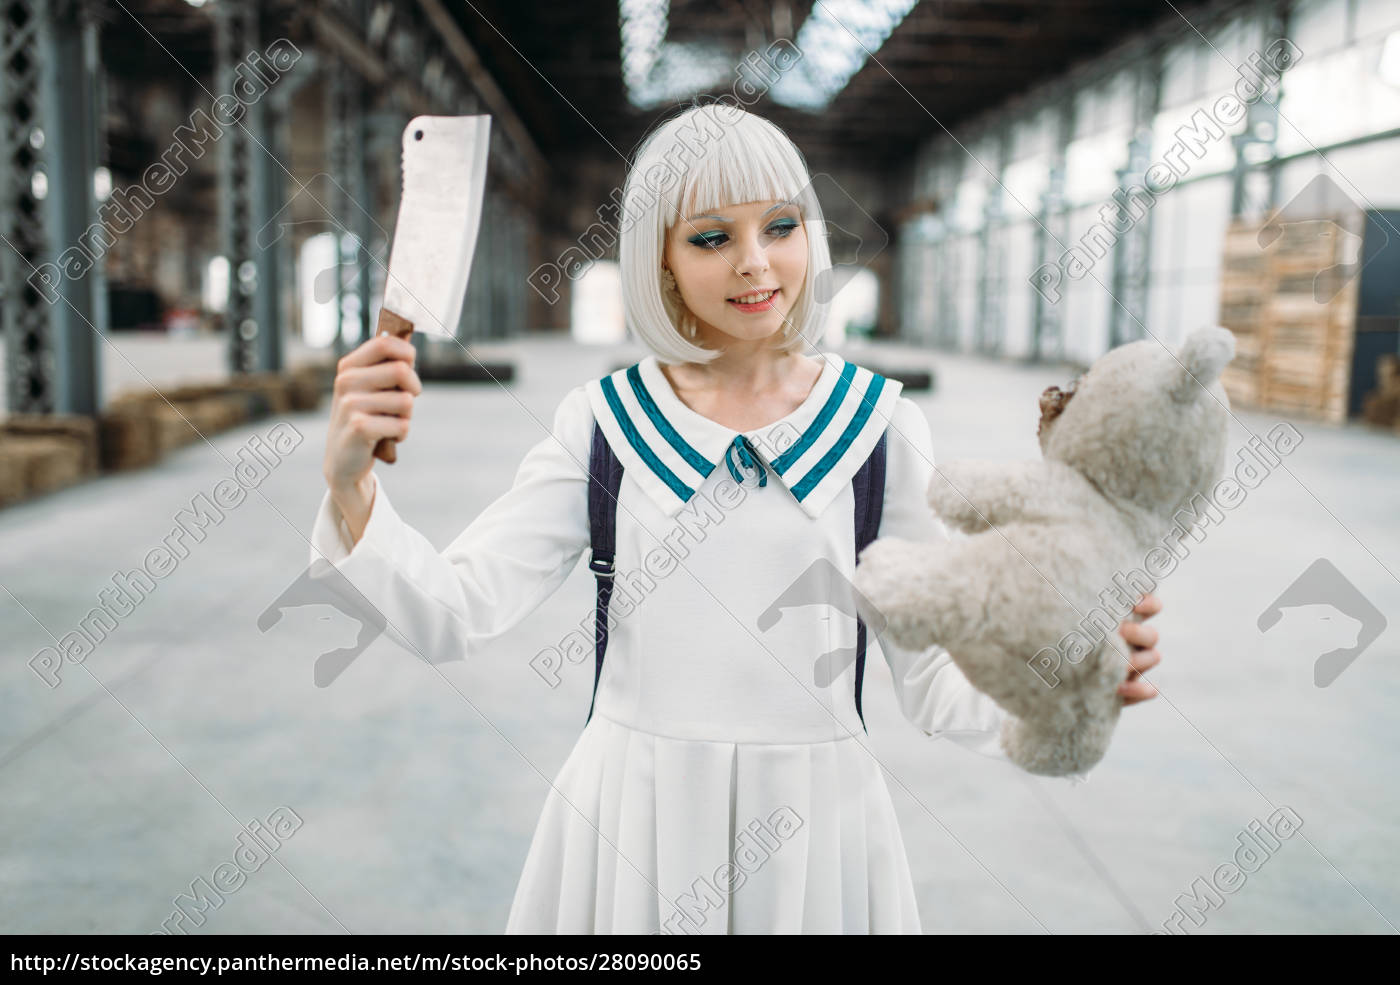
top-left (584, 352), bottom-right (903, 520)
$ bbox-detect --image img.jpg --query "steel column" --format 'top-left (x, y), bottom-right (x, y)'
top-left (974, 129), bottom-right (1009, 356)
top-left (216, 0), bottom-right (284, 374)
top-left (1032, 99), bottom-right (1073, 363)
top-left (1108, 54), bottom-right (1162, 347)
top-left (39, 0), bottom-right (103, 413)
top-left (1, 0), bottom-right (51, 413)
top-left (2, 0), bottom-right (104, 414)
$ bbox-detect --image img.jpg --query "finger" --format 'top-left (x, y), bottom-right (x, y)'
top-left (1118, 621), bottom-right (1159, 650)
top-left (338, 333), bottom-right (416, 369)
top-left (348, 409), bottom-right (410, 443)
top-left (337, 360), bottom-right (422, 396)
top-left (1127, 647), bottom-right (1161, 674)
top-left (344, 390), bottom-right (415, 417)
top-left (1118, 677), bottom-right (1159, 704)
top-left (1132, 593), bottom-right (1163, 618)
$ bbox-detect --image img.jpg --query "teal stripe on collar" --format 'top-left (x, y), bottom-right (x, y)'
top-left (790, 373), bottom-right (887, 502)
top-left (625, 365), bottom-right (715, 478)
top-left (771, 360), bottom-right (856, 475)
top-left (599, 374), bottom-right (695, 502)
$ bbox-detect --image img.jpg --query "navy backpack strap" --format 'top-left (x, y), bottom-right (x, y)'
top-left (586, 421), bottom-right (624, 724)
top-left (850, 429), bottom-right (888, 732)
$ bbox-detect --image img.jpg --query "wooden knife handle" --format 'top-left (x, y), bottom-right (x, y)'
top-left (372, 307), bottom-right (415, 464)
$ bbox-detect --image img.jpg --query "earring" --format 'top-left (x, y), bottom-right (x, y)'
top-left (660, 266), bottom-right (677, 293)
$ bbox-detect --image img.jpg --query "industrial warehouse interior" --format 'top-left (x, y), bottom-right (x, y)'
top-left (1, 0), bottom-right (1398, 941)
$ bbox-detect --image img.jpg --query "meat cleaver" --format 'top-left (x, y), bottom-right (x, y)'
top-left (372, 114), bottom-right (491, 463)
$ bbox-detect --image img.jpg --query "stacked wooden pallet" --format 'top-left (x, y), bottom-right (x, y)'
top-left (1218, 211), bottom-right (1363, 423)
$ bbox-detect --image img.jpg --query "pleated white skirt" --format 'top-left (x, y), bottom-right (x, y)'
top-left (505, 713), bottom-right (923, 934)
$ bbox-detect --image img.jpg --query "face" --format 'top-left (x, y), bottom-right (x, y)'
top-left (662, 198), bottom-right (807, 347)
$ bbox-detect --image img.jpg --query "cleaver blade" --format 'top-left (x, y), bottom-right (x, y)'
top-left (373, 114), bottom-right (491, 463)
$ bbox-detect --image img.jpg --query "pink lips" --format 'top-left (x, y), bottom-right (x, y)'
top-left (726, 288), bottom-right (779, 312)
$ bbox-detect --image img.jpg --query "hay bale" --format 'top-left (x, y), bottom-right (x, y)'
top-left (104, 387), bottom-right (247, 457)
top-left (225, 373), bottom-right (293, 417)
top-left (165, 378), bottom-right (288, 421)
top-left (149, 401), bottom-right (201, 455)
top-left (155, 397), bottom-right (242, 450)
top-left (1378, 354), bottom-right (1398, 390)
top-left (1363, 388), bottom-right (1400, 427)
top-left (0, 414), bottom-right (99, 474)
top-left (286, 362), bottom-right (333, 411)
top-left (194, 393), bottom-right (248, 432)
top-left (0, 447), bottom-right (26, 506)
top-left (163, 384), bottom-right (228, 402)
top-left (0, 435), bottom-right (85, 504)
top-left (98, 405), bottom-right (159, 471)
top-left (1362, 354), bottom-right (1400, 428)
top-left (168, 391), bottom-right (248, 431)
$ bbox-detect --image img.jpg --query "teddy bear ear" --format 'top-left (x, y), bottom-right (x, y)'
top-left (1170, 326), bottom-right (1236, 403)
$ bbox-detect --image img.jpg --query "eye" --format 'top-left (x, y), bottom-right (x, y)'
top-left (687, 220), bottom-right (800, 250)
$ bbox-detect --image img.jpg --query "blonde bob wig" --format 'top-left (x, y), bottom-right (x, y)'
top-left (618, 100), bottom-right (833, 366)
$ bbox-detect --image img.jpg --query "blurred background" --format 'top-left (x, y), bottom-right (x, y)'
top-left (1, 0), bottom-right (1397, 935)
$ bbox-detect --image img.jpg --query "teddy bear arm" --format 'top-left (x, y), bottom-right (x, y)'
top-left (927, 460), bottom-right (1050, 533)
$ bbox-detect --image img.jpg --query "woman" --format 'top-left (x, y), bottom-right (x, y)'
top-left (312, 103), bottom-right (1162, 933)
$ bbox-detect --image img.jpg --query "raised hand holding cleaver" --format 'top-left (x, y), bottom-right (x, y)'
top-left (371, 114), bottom-right (491, 464)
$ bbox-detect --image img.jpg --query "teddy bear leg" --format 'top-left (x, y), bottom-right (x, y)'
top-left (999, 699), bottom-right (1122, 776)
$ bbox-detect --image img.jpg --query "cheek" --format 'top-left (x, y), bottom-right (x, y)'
top-left (776, 236), bottom-right (807, 292)
top-left (680, 262), bottom-right (725, 301)
top-left (778, 232), bottom-right (808, 270)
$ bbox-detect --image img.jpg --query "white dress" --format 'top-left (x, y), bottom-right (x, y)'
top-left (308, 351), bottom-right (1012, 934)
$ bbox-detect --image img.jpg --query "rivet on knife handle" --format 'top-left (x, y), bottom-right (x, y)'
top-left (372, 307), bottom-right (414, 464)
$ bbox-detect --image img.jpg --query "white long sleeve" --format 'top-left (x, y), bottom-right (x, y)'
top-left (869, 396), bottom-right (1011, 761)
top-left (305, 384), bottom-right (593, 664)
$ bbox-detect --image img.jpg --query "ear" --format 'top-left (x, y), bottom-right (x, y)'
top-left (1170, 326), bottom-right (1236, 403)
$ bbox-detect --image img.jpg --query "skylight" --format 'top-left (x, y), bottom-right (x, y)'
top-left (619, 0), bottom-right (734, 109)
top-left (618, 0), bottom-right (918, 112)
top-left (769, 0), bottom-right (919, 111)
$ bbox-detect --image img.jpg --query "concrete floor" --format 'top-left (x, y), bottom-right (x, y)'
top-left (2, 333), bottom-right (1397, 935)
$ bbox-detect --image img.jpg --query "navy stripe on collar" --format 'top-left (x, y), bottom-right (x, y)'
top-left (790, 373), bottom-right (886, 501)
top-left (771, 360), bottom-right (857, 476)
top-left (598, 374), bottom-right (697, 502)
top-left (625, 364), bottom-right (714, 478)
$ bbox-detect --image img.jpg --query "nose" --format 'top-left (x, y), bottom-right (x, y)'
top-left (735, 228), bottom-right (770, 277)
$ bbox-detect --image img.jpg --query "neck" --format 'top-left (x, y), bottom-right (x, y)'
top-left (676, 330), bottom-right (810, 394)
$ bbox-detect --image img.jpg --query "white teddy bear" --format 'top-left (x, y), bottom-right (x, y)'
top-left (853, 327), bottom-right (1236, 776)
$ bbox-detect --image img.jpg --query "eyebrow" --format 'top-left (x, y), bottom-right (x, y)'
top-left (685, 201), bottom-right (796, 223)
